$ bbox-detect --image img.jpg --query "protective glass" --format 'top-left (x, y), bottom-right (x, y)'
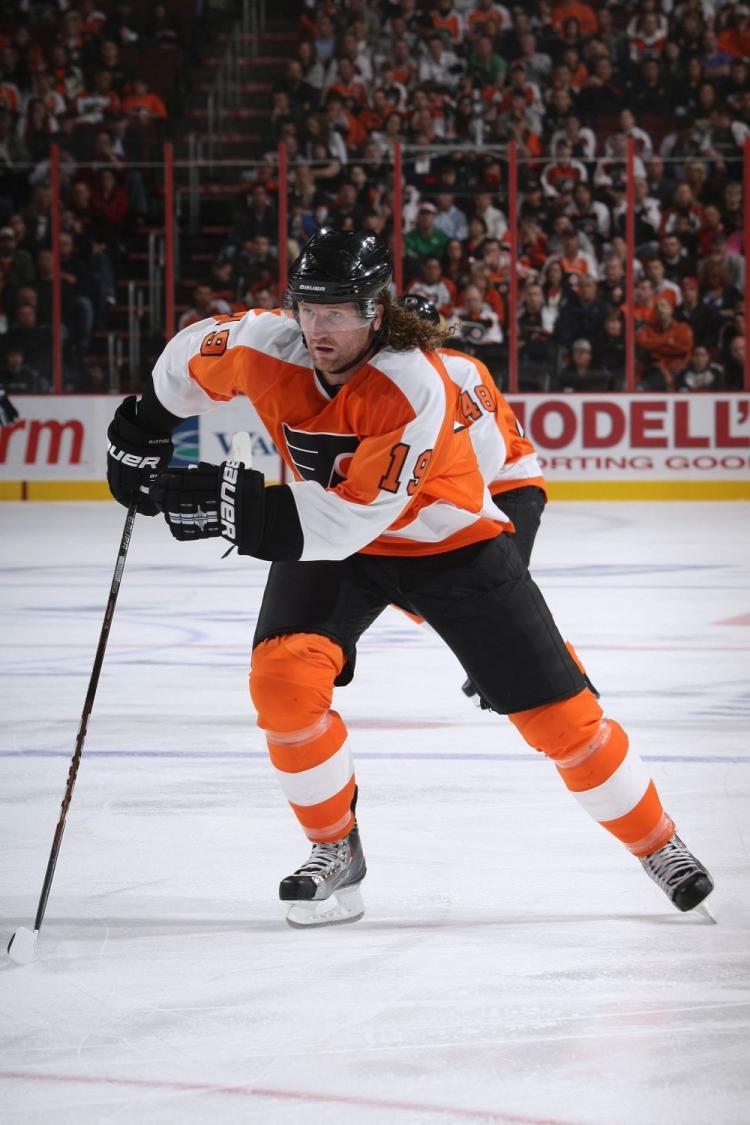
top-left (286, 296), bottom-right (378, 333)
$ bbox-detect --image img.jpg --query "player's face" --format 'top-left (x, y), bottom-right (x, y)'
top-left (298, 301), bottom-right (383, 381)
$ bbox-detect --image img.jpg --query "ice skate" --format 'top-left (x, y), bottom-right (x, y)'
top-left (280, 822), bottom-right (366, 928)
top-left (640, 833), bottom-right (714, 913)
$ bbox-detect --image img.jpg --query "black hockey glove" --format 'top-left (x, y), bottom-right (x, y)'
top-left (151, 460), bottom-right (267, 552)
top-left (107, 396), bottom-right (174, 516)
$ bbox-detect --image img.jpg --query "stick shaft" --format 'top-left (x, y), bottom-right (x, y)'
top-left (32, 500), bottom-right (138, 932)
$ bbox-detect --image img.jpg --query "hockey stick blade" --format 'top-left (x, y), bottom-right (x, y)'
top-left (7, 927), bottom-right (38, 965)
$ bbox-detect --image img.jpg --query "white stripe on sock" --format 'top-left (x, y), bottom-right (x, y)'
top-left (274, 739), bottom-right (354, 807)
top-left (571, 751), bottom-right (651, 823)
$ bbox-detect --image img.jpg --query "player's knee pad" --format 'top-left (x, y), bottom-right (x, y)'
top-left (250, 633), bottom-right (345, 734)
top-left (510, 688), bottom-right (610, 764)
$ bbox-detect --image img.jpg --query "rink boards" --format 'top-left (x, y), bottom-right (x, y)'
top-left (1, 392), bottom-right (749, 500)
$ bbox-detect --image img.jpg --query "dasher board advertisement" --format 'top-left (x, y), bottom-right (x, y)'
top-left (1, 394), bottom-right (749, 498)
top-left (0, 396), bottom-right (282, 484)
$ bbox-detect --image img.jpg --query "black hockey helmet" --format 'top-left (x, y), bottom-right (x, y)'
top-left (395, 294), bottom-right (441, 325)
top-left (286, 228), bottom-right (392, 320)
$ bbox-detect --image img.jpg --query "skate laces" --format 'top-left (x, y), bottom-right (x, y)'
top-left (642, 836), bottom-right (699, 889)
top-left (295, 840), bottom-right (348, 879)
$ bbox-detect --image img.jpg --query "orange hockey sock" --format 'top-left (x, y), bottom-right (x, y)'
top-left (510, 689), bottom-right (674, 856)
top-left (250, 634), bottom-right (356, 842)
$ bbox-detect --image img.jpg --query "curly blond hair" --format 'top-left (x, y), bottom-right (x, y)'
top-left (377, 290), bottom-right (446, 352)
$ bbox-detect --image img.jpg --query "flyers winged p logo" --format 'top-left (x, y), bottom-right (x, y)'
top-left (282, 424), bottom-right (360, 488)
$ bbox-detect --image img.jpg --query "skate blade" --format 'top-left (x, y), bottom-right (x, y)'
top-left (695, 901), bottom-right (717, 924)
top-left (285, 884), bottom-right (364, 929)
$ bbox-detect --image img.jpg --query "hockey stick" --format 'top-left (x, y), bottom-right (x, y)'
top-left (7, 498), bottom-right (139, 964)
top-left (229, 430), bottom-right (253, 468)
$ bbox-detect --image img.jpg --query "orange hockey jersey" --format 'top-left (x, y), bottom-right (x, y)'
top-left (150, 310), bottom-right (507, 561)
top-left (440, 348), bottom-right (546, 500)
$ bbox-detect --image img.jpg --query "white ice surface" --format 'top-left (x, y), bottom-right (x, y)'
top-left (1, 501), bottom-right (749, 1125)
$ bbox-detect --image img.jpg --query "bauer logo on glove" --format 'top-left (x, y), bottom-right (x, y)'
top-left (219, 461), bottom-right (239, 541)
top-left (150, 459), bottom-right (266, 553)
top-left (106, 396), bottom-right (174, 516)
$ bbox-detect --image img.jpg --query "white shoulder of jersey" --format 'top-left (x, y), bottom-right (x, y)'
top-left (151, 310), bottom-right (311, 417)
top-left (231, 309), bottom-right (311, 367)
top-left (437, 349), bottom-right (483, 391)
top-left (370, 346), bottom-right (447, 418)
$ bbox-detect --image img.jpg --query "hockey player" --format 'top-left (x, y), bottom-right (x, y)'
top-left (106, 229), bottom-right (714, 927)
top-left (396, 292), bottom-right (551, 706)
top-left (396, 293), bottom-right (547, 567)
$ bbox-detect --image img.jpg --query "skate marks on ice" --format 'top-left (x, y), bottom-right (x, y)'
top-left (1, 502), bottom-right (749, 1124)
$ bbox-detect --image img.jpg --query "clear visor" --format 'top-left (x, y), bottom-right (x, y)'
top-left (285, 294), bottom-right (378, 333)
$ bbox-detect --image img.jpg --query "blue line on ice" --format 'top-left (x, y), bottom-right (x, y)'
top-left (1, 750), bottom-right (746, 763)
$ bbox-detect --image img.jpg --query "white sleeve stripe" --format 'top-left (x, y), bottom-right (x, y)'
top-left (292, 480), bottom-right (410, 561)
top-left (380, 501), bottom-right (489, 543)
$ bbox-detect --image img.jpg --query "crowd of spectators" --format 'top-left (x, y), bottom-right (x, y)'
top-left (1, 0), bottom-right (747, 396)
top-left (0, 1), bottom-right (183, 393)
top-left (212, 0), bottom-right (748, 392)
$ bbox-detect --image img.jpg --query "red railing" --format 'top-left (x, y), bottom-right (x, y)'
top-left (625, 138), bottom-right (636, 394)
top-left (164, 142), bottom-right (175, 343)
top-left (746, 139), bottom-right (750, 383)
top-left (50, 145), bottom-right (63, 395)
top-left (383, 139), bottom-right (750, 394)
top-left (278, 141), bottom-right (288, 298)
top-left (392, 141), bottom-right (403, 297)
top-left (43, 140), bottom-right (750, 394)
top-left (508, 139), bottom-right (519, 395)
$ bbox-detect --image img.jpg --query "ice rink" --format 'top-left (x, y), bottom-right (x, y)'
top-left (1, 500), bottom-right (749, 1125)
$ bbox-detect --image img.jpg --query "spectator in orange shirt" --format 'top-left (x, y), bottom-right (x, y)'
top-left (470, 260), bottom-right (506, 325)
top-left (466, 0), bottom-right (511, 40)
top-left (636, 298), bottom-right (694, 383)
top-left (561, 46), bottom-right (588, 90)
top-left (121, 77), bottom-right (167, 121)
top-left (558, 230), bottom-right (598, 280)
top-left (326, 57), bottom-right (367, 106)
top-left (550, 2), bottom-right (598, 39)
top-left (432, 0), bottom-right (465, 47)
top-left (632, 277), bottom-right (657, 326)
top-left (504, 98), bottom-right (543, 158)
